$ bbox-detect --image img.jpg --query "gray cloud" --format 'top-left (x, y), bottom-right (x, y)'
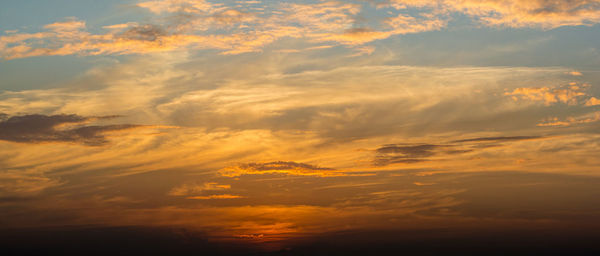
top-left (220, 161), bottom-right (338, 177)
top-left (374, 135), bottom-right (543, 166)
top-left (238, 161), bottom-right (334, 172)
top-left (374, 144), bottom-right (441, 166)
top-left (119, 24), bottom-right (167, 42)
top-left (0, 114), bottom-right (142, 145)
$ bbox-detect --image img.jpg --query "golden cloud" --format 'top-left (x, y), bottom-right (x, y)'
top-left (186, 194), bottom-right (244, 200)
top-left (586, 97), bottom-right (600, 106)
top-left (537, 111), bottom-right (600, 127)
top-left (505, 83), bottom-right (589, 106)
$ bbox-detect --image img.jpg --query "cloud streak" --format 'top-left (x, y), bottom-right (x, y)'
top-left (219, 161), bottom-right (342, 177)
top-left (169, 182), bottom-right (231, 196)
top-left (374, 135), bottom-right (546, 167)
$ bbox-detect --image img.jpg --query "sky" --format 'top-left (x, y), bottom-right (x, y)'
top-left (1, 0), bottom-right (600, 254)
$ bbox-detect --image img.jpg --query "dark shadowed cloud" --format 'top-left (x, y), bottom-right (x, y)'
top-left (241, 161), bottom-right (334, 171)
top-left (220, 161), bottom-right (339, 177)
top-left (119, 24), bottom-right (167, 42)
top-left (374, 135), bottom-right (544, 166)
top-left (373, 144), bottom-right (449, 166)
top-left (374, 144), bottom-right (441, 166)
top-left (0, 114), bottom-right (142, 145)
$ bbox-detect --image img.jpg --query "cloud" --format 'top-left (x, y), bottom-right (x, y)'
top-left (0, 114), bottom-right (143, 145)
top-left (2, 1), bottom-right (600, 60)
top-left (413, 182), bottom-right (435, 186)
top-left (0, 1), bottom-right (444, 59)
top-left (374, 144), bottom-right (440, 166)
top-left (0, 2), bottom-right (353, 58)
top-left (374, 135), bottom-right (546, 166)
top-left (586, 97), bottom-right (600, 106)
top-left (219, 161), bottom-right (342, 177)
top-left (386, 0), bottom-right (600, 29)
top-left (0, 169), bottom-right (64, 196)
top-left (4, 0), bottom-right (596, 60)
top-left (186, 194), bottom-right (244, 200)
top-left (43, 19), bottom-right (86, 30)
top-left (169, 182), bottom-right (231, 196)
top-left (118, 24), bottom-right (167, 42)
top-left (373, 142), bottom-right (477, 166)
top-left (136, 0), bottom-right (217, 14)
top-left (452, 136), bottom-right (543, 143)
top-left (537, 111), bottom-right (600, 127)
top-left (505, 83), bottom-right (589, 105)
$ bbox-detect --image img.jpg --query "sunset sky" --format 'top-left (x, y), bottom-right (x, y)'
top-left (1, 0), bottom-right (600, 254)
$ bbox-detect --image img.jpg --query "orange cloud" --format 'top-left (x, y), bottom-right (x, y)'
top-left (169, 182), bottom-right (231, 196)
top-left (586, 97), bottom-right (600, 106)
top-left (186, 194), bottom-right (244, 200)
top-left (413, 182), bottom-right (436, 186)
top-left (505, 83), bottom-right (589, 105)
top-left (43, 19), bottom-right (87, 37)
top-left (137, 0), bottom-right (218, 14)
top-left (537, 111), bottom-right (600, 127)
